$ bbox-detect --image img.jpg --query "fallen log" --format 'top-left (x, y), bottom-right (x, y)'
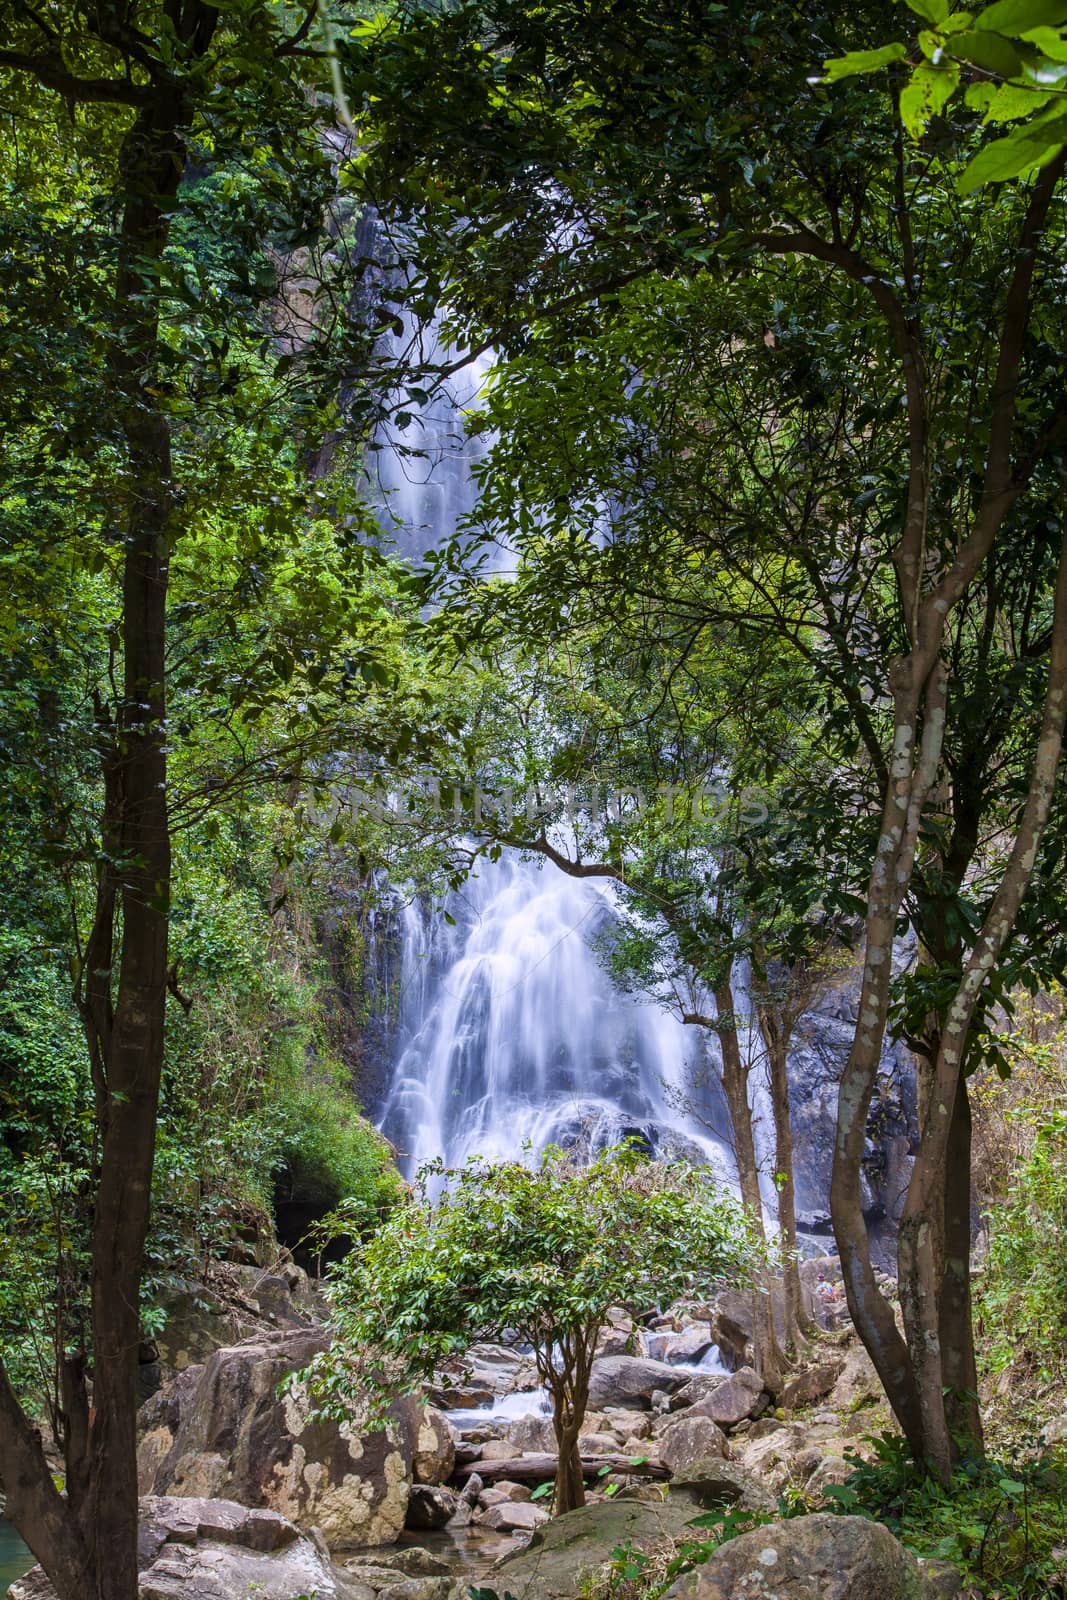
top-left (454, 1452), bottom-right (671, 1484)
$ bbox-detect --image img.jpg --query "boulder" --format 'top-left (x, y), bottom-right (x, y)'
top-left (437, 1343), bottom-right (538, 1398)
top-left (602, 1409), bottom-right (651, 1440)
top-left (805, 1454), bottom-right (854, 1501)
top-left (493, 1495), bottom-right (711, 1600)
top-left (735, 1424), bottom-right (810, 1493)
top-left (412, 1408), bottom-right (457, 1486)
top-left (1042, 1413), bottom-right (1067, 1447)
top-left (357, 1549), bottom-right (452, 1578)
top-left (8, 1497), bottom-right (359, 1600)
top-left (429, 1383), bottom-right (495, 1410)
top-left (578, 1432), bottom-right (619, 1455)
top-left (492, 1480), bottom-right (533, 1502)
top-left (671, 1458), bottom-right (776, 1514)
top-left (668, 1374), bottom-right (729, 1412)
top-left (479, 1439), bottom-right (519, 1461)
top-left (830, 1345), bottom-right (883, 1412)
top-left (480, 1501), bottom-right (550, 1532)
top-left (405, 1485), bottom-right (459, 1530)
top-left (506, 1414), bottom-right (557, 1454)
top-left (375, 1580), bottom-right (453, 1600)
top-left (662, 1512), bottom-right (957, 1599)
top-left (138, 1328), bottom-right (418, 1548)
top-left (654, 1415), bottom-right (729, 1474)
top-left (587, 1356), bottom-right (691, 1410)
top-left (596, 1327), bottom-right (633, 1358)
top-left (663, 1325), bottom-right (716, 1367)
top-left (779, 1361), bottom-right (847, 1412)
top-left (341, 1567), bottom-right (425, 1591)
top-left (689, 1367), bottom-right (766, 1429)
top-left (713, 1286), bottom-right (790, 1363)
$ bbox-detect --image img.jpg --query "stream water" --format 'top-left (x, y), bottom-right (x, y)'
top-left (0, 1519), bottom-right (31, 1588)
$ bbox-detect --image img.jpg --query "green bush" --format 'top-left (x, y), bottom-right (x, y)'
top-left (269, 1060), bottom-right (402, 1223)
top-left (828, 1431), bottom-right (1067, 1600)
top-left (978, 1102), bottom-right (1067, 1386)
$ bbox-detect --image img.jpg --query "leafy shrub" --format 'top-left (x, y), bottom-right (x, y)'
top-left (303, 1144), bottom-right (757, 1513)
top-left (831, 1431), bottom-right (1067, 1599)
top-left (978, 1101), bottom-right (1067, 1388)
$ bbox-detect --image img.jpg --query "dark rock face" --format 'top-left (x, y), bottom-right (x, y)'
top-left (404, 1485), bottom-right (459, 1530)
top-left (138, 1328), bottom-right (420, 1548)
top-left (149, 1264), bottom-right (321, 1388)
top-left (683, 1367), bottom-right (766, 1430)
top-left (662, 1512), bottom-right (958, 1600)
top-left (788, 967), bottom-right (917, 1264)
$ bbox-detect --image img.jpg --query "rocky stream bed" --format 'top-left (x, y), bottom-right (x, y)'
top-left (6, 1257), bottom-right (965, 1600)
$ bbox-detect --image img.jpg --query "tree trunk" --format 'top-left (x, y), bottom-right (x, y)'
top-left (895, 520), bottom-right (1067, 1482)
top-left (0, 73), bottom-right (197, 1600)
top-left (78, 93), bottom-right (183, 1600)
top-left (713, 978), bottom-right (784, 1389)
top-left (553, 1421), bottom-right (586, 1515)
top-left (546, 1337), bottom-right (593, 1515)
top-left (939, 1073), bottom-right (982, 1455)
top-left (761, 1019), bottom-right (812, 1357)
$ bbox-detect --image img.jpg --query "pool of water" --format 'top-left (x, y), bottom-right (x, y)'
top-left (0, 1518), bottom-right (32, 1590)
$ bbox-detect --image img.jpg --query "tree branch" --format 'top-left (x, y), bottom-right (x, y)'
top-left (0, 49), bottom-right (150, 104)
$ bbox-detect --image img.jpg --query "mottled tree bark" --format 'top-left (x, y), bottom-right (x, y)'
top-left (897, 518), bottom-right (1067, 1480)
top-left (755, 991), bottom-right (813, 1357)
top-left (541, 1329), bottom-right (595, 1514)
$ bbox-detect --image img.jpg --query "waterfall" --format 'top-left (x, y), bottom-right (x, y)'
top-left (376, 853), bottom-right (736, 1180)
top-left (365, 301), bottom-right (737, 1186)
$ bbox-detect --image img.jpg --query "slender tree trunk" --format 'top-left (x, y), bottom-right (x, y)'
top-left (79, 93), bottom-right (182, 1600)
top-left (713, 979), bottom-right (784, 1388)
top-left (939, 1073), bottom-right (982, 1455)
top-left (896, 521), bottom-right (1067, 1482)
top-left (760, 1019), bottom-right (812, 1357)
top-left (546, 1335), bottom-right (593, 1515)
top-left (0, 66), bottom-right (202, 1599)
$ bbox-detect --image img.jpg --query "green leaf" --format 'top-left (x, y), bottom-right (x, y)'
top-left (1019, 24), bottom-right (1067, 58)
top-left (976, 0), bottom-right (1067, 29)
top-left (983, 79), bottom-right (1055, 117)
top-left (900, 60), bottom-right (962, 133)
top-left (909, 0), bottom-right (951, 21)
top-left (951, 27), bottom-right (1027, 72)
top-left (965, 79), bottom-right (999, 105)
top-left (822, 43), bottom-right (907, 81)
top-left (958, 113), bottom-right (1067, 186)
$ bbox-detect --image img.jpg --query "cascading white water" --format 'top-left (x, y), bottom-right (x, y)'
top-left (376, 853), bottom-right (736, 1181)
top-left (368, 301), bottom-right (736, 1186)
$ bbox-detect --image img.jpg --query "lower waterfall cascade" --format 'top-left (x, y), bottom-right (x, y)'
top-left (373, 851), bottom-right (738, 1183)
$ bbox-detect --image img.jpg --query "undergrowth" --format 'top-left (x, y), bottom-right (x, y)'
top-left (572, 1433), bottom-right (1067, 1600)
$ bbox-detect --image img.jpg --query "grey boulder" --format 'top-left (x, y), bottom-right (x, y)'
top-left (663, 1513), bottom-right (958, 1599)
top-left (8, 1497), bottom-right (362, 1600)
top-left (137, 1328), bottom-right (419, 1548)
top-left (587, 1356), bottom-right (690, 1410)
